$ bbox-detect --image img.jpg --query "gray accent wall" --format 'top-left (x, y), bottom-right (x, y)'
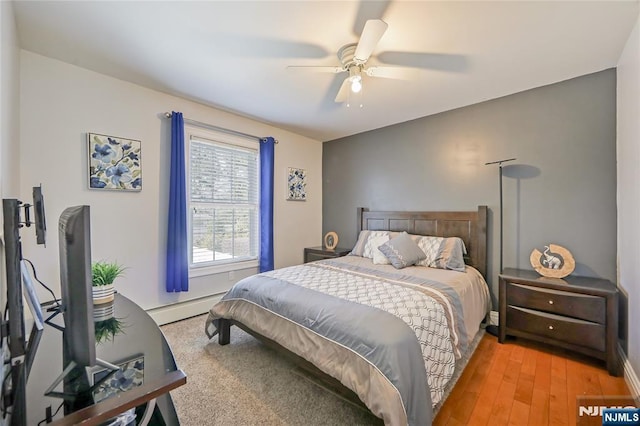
top-left (323, 69), bottom-right (617, 304)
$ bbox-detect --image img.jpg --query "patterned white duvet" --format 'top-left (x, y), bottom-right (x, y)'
top-left (207, 255), bottom-right (491, 425)
top-left (267, 256), bottom-right (490, 406)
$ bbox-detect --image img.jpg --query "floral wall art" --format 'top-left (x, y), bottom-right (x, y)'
top-left (287, 167), bottom-right (307, 201)
top-left (88, 133), bottom-right (142, 191)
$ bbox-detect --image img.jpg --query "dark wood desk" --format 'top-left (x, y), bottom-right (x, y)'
top-left (26, 294), bottom-right (186, 425)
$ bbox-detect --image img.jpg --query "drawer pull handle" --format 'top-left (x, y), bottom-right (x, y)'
top-left (548, 325), bottom-right (554, 330)
top-left (548, 300), bottom-right (554, 305)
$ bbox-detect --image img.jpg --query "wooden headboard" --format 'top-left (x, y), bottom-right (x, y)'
top-left (357, 206), bottom-right (488, 278)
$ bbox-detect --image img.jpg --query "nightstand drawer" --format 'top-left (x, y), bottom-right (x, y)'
top-left (507, 283), bottom-right (606, 324)
top-left (507, 306), bottom-right (605, 352)
top-left (306, 252), bottom-right (335, 262)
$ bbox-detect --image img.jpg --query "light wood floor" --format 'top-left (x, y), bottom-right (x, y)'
top-left (434, 333), bottom-right (632, 426)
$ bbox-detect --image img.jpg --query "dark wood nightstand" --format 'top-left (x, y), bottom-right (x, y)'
top-left (499, 267), bottom-right (619, 376)
top-left (304, 246), bottom-right (351, 263)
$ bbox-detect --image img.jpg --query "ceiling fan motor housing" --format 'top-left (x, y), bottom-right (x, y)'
top-left (338, 43), bottom-right (367, 69)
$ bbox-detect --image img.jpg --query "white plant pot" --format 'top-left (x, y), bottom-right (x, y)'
top-left (93, 301), bottom-right (115, 322)
top-left (92, 283), bottom-right (115, 305)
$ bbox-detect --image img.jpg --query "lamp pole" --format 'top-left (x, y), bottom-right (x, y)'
top-left (485, 158), bottom-right (516, 274)
top-left (484, 158), bottom-right (516, 337)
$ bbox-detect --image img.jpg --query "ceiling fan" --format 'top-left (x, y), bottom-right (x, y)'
top-left (287, 19), bottom-right (410, 106)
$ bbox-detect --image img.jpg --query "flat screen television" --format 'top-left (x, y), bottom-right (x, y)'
top-left (58, 205), bottom-right (96, 368)
top-left (45, 206), bottom-right (118, 398)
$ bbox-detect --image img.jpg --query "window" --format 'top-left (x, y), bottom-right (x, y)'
top-left (186, 126), bottom-right (259, 272)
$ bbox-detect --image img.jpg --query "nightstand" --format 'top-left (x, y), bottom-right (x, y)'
top-left (304, 246), bottom-right (351, 263)
top-left (499, 267), bottom-right (619, 376)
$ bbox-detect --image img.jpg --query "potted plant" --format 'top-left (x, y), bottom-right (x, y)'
top-left (93, 300), bottom-right (126, 343)
top-left (92, 261), bottom-right (125, 305)
top-left (94, 317), bottom-right (126, 343)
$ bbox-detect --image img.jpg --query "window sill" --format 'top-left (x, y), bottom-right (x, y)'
top-left (189, 260), bottom-right (259, 278)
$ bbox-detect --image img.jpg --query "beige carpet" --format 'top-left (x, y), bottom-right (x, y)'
top-left (161, 314), bottom-right (484, 425)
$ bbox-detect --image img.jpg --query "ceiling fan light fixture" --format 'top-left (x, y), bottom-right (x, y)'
top-left (348, 66), bottom-right (363, 93)
top-left (351, 78), bottom-right (362, 93)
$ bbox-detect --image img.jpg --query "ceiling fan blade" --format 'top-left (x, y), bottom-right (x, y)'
top-left (354, 19), bottom-right (388, 62)
top-left (334, 78), bottom-right (351, 103)
top-left (365, 66), bottom-right (420, 80)
top-left (287, 66), bottom-right (345, 73)
top-left (353, 1), bottom-right (391, 37)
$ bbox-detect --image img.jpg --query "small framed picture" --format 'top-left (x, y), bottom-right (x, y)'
top-left (287, 167), bottom-right (307, 201)
top-left (88, 133), bottom-right (142, 191)
top-left (91, 354), bottom-right (144, 403)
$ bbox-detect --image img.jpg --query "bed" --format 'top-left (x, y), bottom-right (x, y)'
top-left (205, 206), bottom-right (490, 426)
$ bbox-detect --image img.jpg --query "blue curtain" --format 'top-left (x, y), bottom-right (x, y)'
top-left (166, 112), bottom-right (189, 292)
top-left (259, 137), bottom-right (275, 272)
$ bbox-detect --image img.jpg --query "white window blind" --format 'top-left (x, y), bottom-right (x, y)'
top-left (188, 131), bottom-right (259, 268)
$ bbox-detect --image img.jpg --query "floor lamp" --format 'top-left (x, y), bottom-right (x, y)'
top-left (484, 158), bottom-right (516, 336)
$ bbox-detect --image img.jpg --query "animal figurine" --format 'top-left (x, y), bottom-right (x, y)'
top-left (529, 243), bottom-right (575, 278)
top-left (542, 245), bottom-right (562, 269)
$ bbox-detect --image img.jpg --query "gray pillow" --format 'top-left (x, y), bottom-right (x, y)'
top-left (378, 232), bottom-right (427, 269)
top-left (414, 235), bottom-right (467, 272)
top-left (431, 237), bottom-right (467, 272)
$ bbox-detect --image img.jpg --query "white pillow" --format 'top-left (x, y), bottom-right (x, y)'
top-left (362, 231), bottom-right (390, 259)
top-left (368, 235), bottom-right (391, 265)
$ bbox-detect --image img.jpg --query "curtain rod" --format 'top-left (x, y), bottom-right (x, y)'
top-left (164, 112), bottom-right (278, 144)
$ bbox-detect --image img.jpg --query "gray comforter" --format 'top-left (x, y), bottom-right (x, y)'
top-left (206, 258), bottom-right (480, 426)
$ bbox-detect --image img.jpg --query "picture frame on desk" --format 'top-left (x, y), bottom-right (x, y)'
top-left (91, 354), bottom-right (144, 403)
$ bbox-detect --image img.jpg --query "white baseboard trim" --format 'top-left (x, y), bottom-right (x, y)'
top-left (146, 293), bottom-right (224, 326)
top-left (618, 344), bottom-right (640, 403)
top-left (489, 310), bottom-right (499, 326)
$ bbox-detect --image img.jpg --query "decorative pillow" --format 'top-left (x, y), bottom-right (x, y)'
top-left (412, 235), bottom-right (467, 272)
top-left (378, 232), bottom-right (427, 269)
top-left (350, 230), bottom-right (390, 258)
top-left (368, 235), bottom-right (390, 265)
top-left (414, 235), bottom-right (443, 267)
top-left (431, 237), bottom-right (467, 272)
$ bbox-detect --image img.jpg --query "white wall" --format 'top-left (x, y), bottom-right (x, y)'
top-left (0, 5), bottom-right (21, 424)
top-left (617, 14), bottom-right (640, 387)
top-left (19, 51), bottom-right (323, 311)
top-left (1, 0), bottom-right (21, 201)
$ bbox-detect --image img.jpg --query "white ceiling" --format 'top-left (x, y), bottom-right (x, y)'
top-left (12, 1), bottom-right (639, 141)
